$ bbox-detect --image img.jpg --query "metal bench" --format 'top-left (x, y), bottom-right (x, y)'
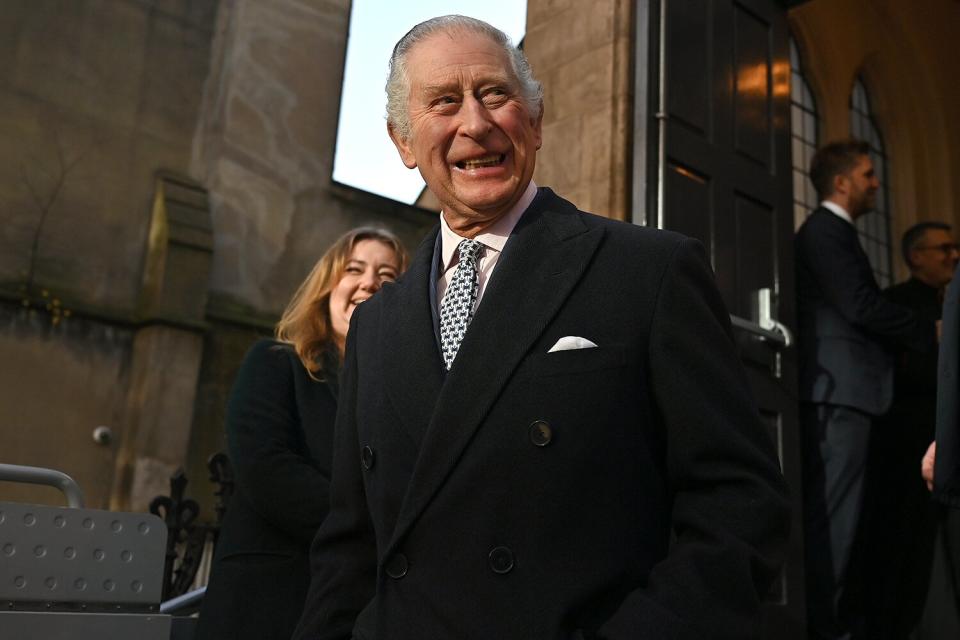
top-left (0, 463), bottom-right (172, 639)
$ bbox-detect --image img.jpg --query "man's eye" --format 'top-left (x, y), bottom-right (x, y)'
top-left (482, 89), bottom-right (508, 105)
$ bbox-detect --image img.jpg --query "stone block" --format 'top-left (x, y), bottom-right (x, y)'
top-left (10, 0), bottom-right (149, 131)
top-left (526, 0), bottom-right (616, 75)
top-left (139, 173), bottom-right (213, 324)
top-left (114, 324), bottom-right (204, 511)
top-left (546, 43), bottom-right (616, 125)
top-left (206, 157), bottom-right (294, 309)
top-left (538, 116), bottom-right (584, 192)
top-left (0, 307), bottom-right (133, 510)
top-left (136, 0), bottom-right (217, 144)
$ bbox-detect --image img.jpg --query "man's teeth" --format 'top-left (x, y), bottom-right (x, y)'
top-left (460, 155), bottom-right (504, 169)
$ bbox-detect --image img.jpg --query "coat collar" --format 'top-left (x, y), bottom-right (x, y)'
top-left (380, 188), bottom-right (606, 559)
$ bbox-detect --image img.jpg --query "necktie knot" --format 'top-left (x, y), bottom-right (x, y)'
top-left (457, 239), bottom-right (483, 264)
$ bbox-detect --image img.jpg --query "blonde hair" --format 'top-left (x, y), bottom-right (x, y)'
top-left (275, 227), bottom-right (409, 376)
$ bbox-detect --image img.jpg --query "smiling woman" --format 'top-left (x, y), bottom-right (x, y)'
top-left (331, 0), bottom-right (526, 204)
top-left (194, 227), bottom-right (407, 640)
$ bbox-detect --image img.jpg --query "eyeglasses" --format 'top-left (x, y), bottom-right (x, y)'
top-left (915, 243), bottom-right (960, 254)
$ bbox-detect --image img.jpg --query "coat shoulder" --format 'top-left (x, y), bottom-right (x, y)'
top-left (242, 338), bottom-right (295, 369)
top-left (538, 188), bottom-right (691, 264)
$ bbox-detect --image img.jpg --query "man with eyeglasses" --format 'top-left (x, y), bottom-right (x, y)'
top-left (857, 221), bottom-right (959, 639)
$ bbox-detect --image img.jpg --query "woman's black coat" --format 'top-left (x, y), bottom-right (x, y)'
top-left (196, 339), bottom-right (337, 640)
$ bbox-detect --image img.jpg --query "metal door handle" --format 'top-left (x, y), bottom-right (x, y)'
top-left (729, 288), bottom-right (793, 348)
top-left (730, 315), bottom-right (791, 347)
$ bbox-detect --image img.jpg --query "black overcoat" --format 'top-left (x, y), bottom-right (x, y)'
top-left (196, 339), bottom-right (337, 640)
top-left (935, 264), bottom-right (960, 506)
top-left (295, 189), bottom-right (790, 640)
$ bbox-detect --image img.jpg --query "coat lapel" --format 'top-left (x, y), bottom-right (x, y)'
top-left (384, 189), bottom-right (605, 557)
top-left (381, 228), bottom-right (445, 447)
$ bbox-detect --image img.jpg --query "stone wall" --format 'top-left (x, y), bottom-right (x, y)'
top-left (0, 0), bottom-right (219, 509)
top-left (525, 0), bottom-right (634, 221)
top-left (0, 0), bottom-right (218, 311)
top-left (0, 0), bottom-right (436, 515)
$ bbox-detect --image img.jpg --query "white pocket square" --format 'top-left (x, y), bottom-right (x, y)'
top-left (547, 336), bottom-right (599, 353)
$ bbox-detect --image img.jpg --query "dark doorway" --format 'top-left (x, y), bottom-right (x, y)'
top-left (636, 1), bottom-right (805, 637)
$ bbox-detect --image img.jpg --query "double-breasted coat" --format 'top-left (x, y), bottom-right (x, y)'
top-left (294, 189), bottom-right (790, 640)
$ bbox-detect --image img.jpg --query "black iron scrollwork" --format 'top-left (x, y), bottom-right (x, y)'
top-left (149, 454), bottom-right (234, 601)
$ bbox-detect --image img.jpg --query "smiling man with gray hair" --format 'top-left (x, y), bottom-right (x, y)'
top-left (293, 15), bottom-right (789, 640)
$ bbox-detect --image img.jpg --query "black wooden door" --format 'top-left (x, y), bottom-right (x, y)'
top-left (637, 0), bottom-right (804, 636)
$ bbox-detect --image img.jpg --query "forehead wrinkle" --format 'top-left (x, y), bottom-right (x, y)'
top-left (418, 68), bottom-right (516, 96)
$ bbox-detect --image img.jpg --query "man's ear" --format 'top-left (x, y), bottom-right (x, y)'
top-left (833, 172), bottom-right (849, 196)
top-left (388, 123), bottom-right (418, 169)
top-left (532, 102), bottom-right (544, 150)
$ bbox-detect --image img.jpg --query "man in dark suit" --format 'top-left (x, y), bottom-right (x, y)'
top-left (858, 222), bottom-right (958, 638)
top-left (294, 15), bottom-right (789, 640)
top-left (795, 140), bottom-right (936, 640)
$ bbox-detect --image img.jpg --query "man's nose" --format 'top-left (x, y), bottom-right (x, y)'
top-left (459, 95), bottom-right (492, 139)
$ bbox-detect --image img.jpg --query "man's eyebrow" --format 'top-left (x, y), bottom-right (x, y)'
top-left (420, 82), bottom-right (459, 96)
top-left (420, 75), bottom-right (514, 96)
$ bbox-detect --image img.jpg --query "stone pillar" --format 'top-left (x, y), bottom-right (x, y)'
top-left (111, 174), bottom-right (212, 512)
top-left (190, 0), bottom-right (355, 315)
top-left (525, 0), bottom-right (634, 221)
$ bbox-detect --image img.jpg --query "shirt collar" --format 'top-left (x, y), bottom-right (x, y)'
top-left (821, 200), bottom-right (854, 225)
top-left (439, 181), bottom-right (538, 269)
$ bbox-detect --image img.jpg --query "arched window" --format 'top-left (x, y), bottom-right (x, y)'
top-left (789, 37), bottom-right (819, 231)
top-left (849, 78), bottom-right (894, 288)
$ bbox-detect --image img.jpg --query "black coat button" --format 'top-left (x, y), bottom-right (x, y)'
top-left (488, 546), bottom-right (514, 574)
top-left (361, 445), bottom-right (375, 470)
top-left (528, 420), bottom-right (552, 447)
top-left (385, 553), bottom-right (408, 579)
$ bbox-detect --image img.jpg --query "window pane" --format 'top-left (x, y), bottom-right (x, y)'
top-left (789, 35), bottom-right (819, 223)
top-left (849, 78), bottom-right (893, 286)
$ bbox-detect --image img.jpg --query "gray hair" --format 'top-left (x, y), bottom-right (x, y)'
top-left (902, 221), bottom-right (952, 268)
top-left (386, 15), bottom-right (543, 140)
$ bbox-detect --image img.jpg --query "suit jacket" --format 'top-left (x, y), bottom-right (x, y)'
top-left (294, 189), bottom-right (790, 640)
top-left (196, 339), bottom-right (338, 640)
top-left (795, 207), bottom-right (931, 415)
top-left (935, 264), bottom-right (960, 507)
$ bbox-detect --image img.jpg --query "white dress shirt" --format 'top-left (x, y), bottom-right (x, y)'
top-left (437, 181), bottom-right (538, 315)
top-left (821, 200), bottom-right (854, 226)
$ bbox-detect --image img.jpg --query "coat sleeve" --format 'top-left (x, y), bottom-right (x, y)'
top-left (798, 218), bottom-right (931, 350)
top-left (226, 339), bottom-right (332, 545)
top-left (293, 314), bottom-right (378, 640)
top-left (934, 268), bottom-right (960, 507)
top-left (594, 239), bottom-right (791, 640)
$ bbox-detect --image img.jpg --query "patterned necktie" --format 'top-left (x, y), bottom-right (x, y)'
top-left (440, 239), bottom-right (483, 370)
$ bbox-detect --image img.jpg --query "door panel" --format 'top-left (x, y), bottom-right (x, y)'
top-left (644, 0), bottom-right (805, 636)
top-left (733, 5), bottom-right (774, 167)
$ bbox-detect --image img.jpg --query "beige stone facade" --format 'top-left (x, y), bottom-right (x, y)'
top-left (526, 0), bottom-right (635, 221)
